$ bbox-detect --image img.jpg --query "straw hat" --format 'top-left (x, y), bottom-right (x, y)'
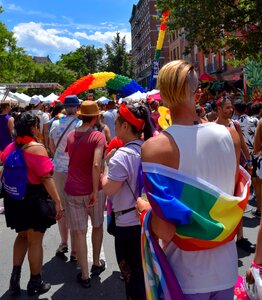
top-left (77, 100), bottom-right (100, 116)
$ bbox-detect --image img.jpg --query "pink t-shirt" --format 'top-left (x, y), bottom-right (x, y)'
top-left (64, 130), bottom-right (107, 196)
top-left (0, 142), bottom-right (54, 184)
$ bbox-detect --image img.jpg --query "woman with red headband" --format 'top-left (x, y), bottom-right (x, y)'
top-left (102, 104), bottom-right (154, 300)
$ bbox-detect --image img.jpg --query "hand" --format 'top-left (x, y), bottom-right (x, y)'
top-left (55, 202), bottom-right (64, 220)
top-left (246, 268), bottom-right (255, 284)
top-left (88, 191), bottom-right (98, 207)
top-left (135, 196), bottom-right (151, 218)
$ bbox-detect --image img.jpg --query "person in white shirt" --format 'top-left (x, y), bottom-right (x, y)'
top-left (103, 100), bottom-right (117, 138)
top-left (29, 96), bottom-right (49, 148)
top-left (137, 60), bottom-right (241, 300)
top-left (49, 95), bottom-right (82, 262)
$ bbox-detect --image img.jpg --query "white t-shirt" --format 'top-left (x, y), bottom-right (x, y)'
top-left (164, 123), bottom-right (238, 294)
top-left (31, 109), bottom-right (49, 133)
top-left (103, 109), bottom-right (117, 138)
top-left (107, 140), bottom-right (143, 227)
top-left (50, 116), bottom-right (82, 172)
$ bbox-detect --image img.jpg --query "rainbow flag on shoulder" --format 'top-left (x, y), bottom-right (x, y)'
top-left (142, 162), bottom-right (250, 251)
top-left (141, 162), bottom-right (250, 299)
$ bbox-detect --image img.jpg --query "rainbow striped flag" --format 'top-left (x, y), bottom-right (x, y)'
top-left (142, 162), bottom-right (250, 251)
top-left (141, 163), bottom-right (250, 299)
top-left (141, 210), bottom-right (185, 300)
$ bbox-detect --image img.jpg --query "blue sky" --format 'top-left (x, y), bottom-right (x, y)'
top-left (0, 0), bottom-right (137, 62)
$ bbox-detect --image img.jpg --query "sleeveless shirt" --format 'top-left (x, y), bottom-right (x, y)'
top-left (164, 122), bottom-right (238, 294)
top-left (0, 114), bottom-right (12, 151)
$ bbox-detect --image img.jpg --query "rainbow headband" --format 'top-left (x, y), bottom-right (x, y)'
top-left (119, 104), bottom-right (145, 131)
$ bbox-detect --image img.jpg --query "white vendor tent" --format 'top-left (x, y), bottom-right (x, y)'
top-left (122, 91), bottom-right (147, 103)
top-left (43, 93), bottom-right (59, 104)
top-left (96, 96), bottom-right (109, 104)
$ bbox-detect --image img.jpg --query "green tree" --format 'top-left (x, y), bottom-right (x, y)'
top-left (0, 6), bottom-right (37, 83)
top-left (104, 32), bottom-right (134, 77)
top-left (57, 45), bottom-right (105, 78)
top-left (29, 63), bottom-right (77, 96)
top-left (156, 0), bottom-right (262, 61)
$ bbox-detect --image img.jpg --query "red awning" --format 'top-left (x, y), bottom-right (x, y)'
top-left (199, 73), bottom-right (216, 81)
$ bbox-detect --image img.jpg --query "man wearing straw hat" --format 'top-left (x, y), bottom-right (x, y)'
top-left (64, 101), bottom-right (107, 288)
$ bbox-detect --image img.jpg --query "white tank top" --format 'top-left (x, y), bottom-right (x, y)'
top-left (164, 122), bottom-right (238, 294)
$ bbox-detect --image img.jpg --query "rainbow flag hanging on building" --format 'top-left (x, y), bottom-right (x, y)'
top-left (142, 162), bottom-right (250, 251)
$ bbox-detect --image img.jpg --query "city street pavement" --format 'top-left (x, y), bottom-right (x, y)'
top-left (0, 198), bottom-right (125, 300)
top-left (0, 195), bottom-right (260, 299)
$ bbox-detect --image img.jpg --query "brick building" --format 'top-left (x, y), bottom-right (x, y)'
top-left (129, 0), bottom-right (169, 90)
top-left (169, 29), bottom-right (241, 81)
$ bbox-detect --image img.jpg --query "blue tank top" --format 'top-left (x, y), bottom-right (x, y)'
top-left (0, 114), bottom-right (13, 151)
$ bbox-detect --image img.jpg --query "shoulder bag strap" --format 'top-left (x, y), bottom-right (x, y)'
top-left (68, 128), bottom-right (92, 167)
top-left (125, 179), bottom-right (137, 202)
top-left (55, 118), bottom-right (77, 152)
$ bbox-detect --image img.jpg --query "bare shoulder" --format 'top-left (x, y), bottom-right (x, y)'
top-left (226, 127), bottom-right (241, 151)
top-left (142, 132), bottom-right (179, 168)
top-left (24, 142), bottom-right (48, 157)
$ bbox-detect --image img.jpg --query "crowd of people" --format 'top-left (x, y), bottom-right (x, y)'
top-left (0, 59), bottom-right (262, 299)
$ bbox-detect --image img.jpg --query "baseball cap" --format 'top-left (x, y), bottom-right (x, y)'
top-left (30, 95), bottom-right (42, 106)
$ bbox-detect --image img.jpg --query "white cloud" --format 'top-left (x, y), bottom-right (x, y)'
top-left (6, 3), bottom-right (56, 19)
top-left (74, 30), bottom-right (131, 51)
top-left (13, 22), bottom-right (80, 58)
top-left (6, 3), bottom-right (22, 11)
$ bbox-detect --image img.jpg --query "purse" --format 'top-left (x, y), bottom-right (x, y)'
top-left (107, 211), bottom-right (116, 236)
top-left (39, 197), bottom-right (56, 220)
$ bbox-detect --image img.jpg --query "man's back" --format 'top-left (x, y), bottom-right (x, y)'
top-left (165, 122), bottom-right (236, 192)
top-left (143, 122), bottom-right (239, 295)
top-left (164, 122), bottom-right (237, 294)
top-left (238, 114), bottom-right (259, 153)
top-left (103, 109), bottom-right (117, 138)
top-left (49, 116), bottom-right (81, 172)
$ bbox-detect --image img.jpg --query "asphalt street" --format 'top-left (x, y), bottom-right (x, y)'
top-left (0, 196), bottom-right (260, 300)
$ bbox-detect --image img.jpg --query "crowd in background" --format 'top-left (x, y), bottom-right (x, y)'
top-left (0, 61), bottom-right (262, 299)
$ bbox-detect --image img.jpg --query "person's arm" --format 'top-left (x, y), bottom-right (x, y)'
top-left (43, 123), bottom-right (49, 149)
top-left (253, 223), bottom-right (262, 265)
top-left (89, 146), bottom-right (104, 206)
top-left (41, 175), bottom-right (63, 220)
top-left (102, 150), bottom-right (125, 196)
top-left (25, 144), bottom-right (63, 219)
top-left (8, 117), bottom-right (14, 137)
top-left (226, 127), bottom-right (241, 186)
top-left (102, 177), bottom-right (123, 196)
top-left (49, 137), bottom-right (55, 158)
top-left (137, 133), bottom-right (178, 242)
top-left (254, 119), bottom-right (262, 155)
top-left (104, 125), bottom-right (112, 144)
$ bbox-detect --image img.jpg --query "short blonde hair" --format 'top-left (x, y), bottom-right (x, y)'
top-left (157, 60), bottom-right (198, 107)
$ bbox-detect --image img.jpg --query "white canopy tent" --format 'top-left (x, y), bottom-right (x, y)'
top-left (0, 90), bottom-right (31, 107)
top-left (121, 91), bottom-right (147, 103)
top-left (95, 96), bottom-right (109, 104)
top-left (42, 93), bottom-right (59, 104)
